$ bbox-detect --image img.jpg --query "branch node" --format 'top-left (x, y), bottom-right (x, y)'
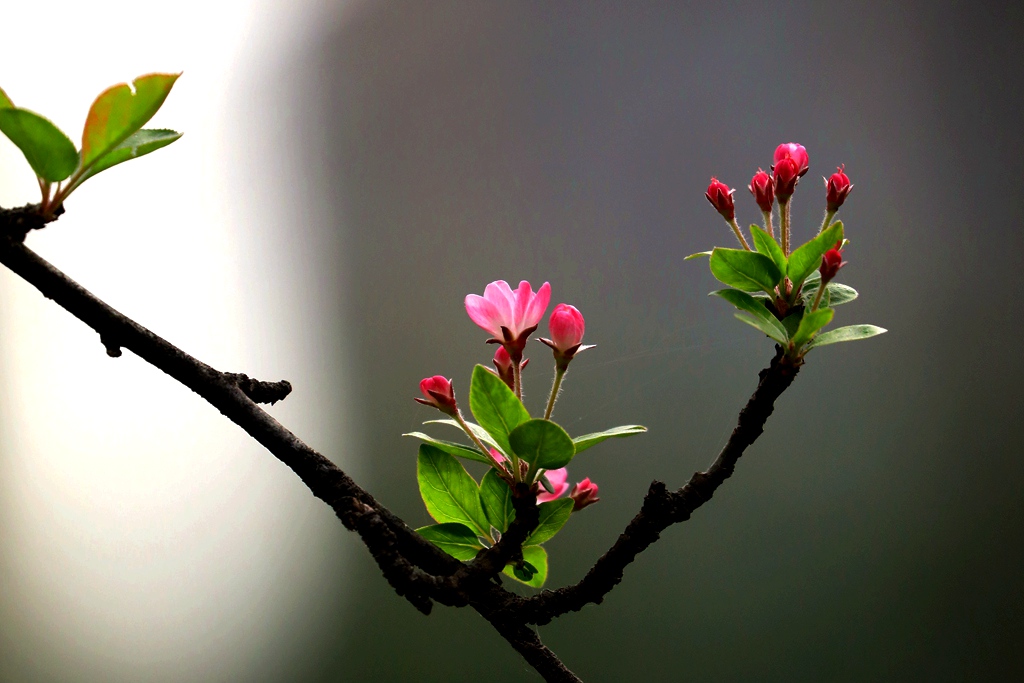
top-left (226, 372), bottom-right (293, 404)
top-left (101, 335), bottom-right (123, 357)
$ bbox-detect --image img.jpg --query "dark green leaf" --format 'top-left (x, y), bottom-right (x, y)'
top-left (81, 129), bottom-right (181, 181)
top-left (781, 310), bottom-right (803, 338)
top-left (572, 425), bottom-right (647, 454)
top-left (416, 445), bottom-right (490, 536)
top-left (403, 432), bottom-right (493, 465)
top-left (712, 289), bottom-right (788, 343)
top-left (525, 498), bottom-right (574, 545)
top-left (80, 73), bottom-right (180, 171)
top-left (0, 108), bottom-right (78, 182)
top-left (792, 308), bottom-right (834, 348)
top-left (508, 419), bottom-right (575, 470)
top-left (425, 418), bottom-right (506, 455)
top-left (480, 469), bottom-right (514, 533)
top-left (469, 364), bottom-right (530, 456)
top-left (709, 248), bottom-right (783, 295)
top-left (801, 282), bottom-right (858, 308)
top-left (750, 225), bottom-right (787, 274)
top-left (503, 546), bottom-right (548, 587)
top-left (806, 324), bottom-right (887, 349)
top-left (684, 251), bottom-right (712, 260)
top-left (787, 222), bottom-right (844, 289)
top-left (513, 561), bottom-right (537, 582)
top-left (417, 523), bottom-right (484, 561)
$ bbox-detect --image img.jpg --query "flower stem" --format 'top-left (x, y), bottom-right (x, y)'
top-left (455, 411), bottom-right (493, 461)
top-left (513, 358), bottom-right (523, 401)
top-left (727, 218), bottom-right (752, 250)
top-left (780, 200), bottom-right (791, 256)
top-left (811, 281), bottom-right (827, 311)
top-left (762, 209), bottom-right (775, 240)
top-left (818, 209), bottom-right (836, 235)
top-left (543, 367), bottom-right (566, 421)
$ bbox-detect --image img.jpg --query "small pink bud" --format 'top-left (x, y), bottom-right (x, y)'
top-left (825, 165), bottom-right (853, 212)
top-left (537, 467), bottom-right (569, 503)
top-left (415, 375), bottom-right (458, 415)
top-left (748, 168), bottom-right (774, 212)
top-left (819, 248), bottom-right (846, 283)
top-left (705, 177), bottom-right (736, 220)
top-left (492, 346), bottom-right (515, 390)
top-left (570, 478), bottom-right (600, 511)
top-left (773, 157), bottom-right (800, 202)
top-left (774, 143), bottom-right (809, 177)
top-left (540, 303), bottom-right (593, 368)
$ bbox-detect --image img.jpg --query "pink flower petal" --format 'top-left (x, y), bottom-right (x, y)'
top-left (465, 294), bottom-right (504, 337)
top-left (484, 280), bottom-right (515, 331)
top-left (523, 281), bottom-right (551, 330)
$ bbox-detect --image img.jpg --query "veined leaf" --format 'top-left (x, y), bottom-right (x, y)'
top-left (417, 523), bottom-right (484, 561)
top-left (503, 546), bottom-right (548, 587)
top-left (788, 222), bottom-right (844, 289)
top-left (469, 364), bottom-right (530, 456)
top-left (792, 307), bottom-right (834, 348)
top-left (508, 418), bottom-right (575, 470)
top-left (572, 425), bottom-right (647, 454)
top-left (710, 248), bottom-right (783, 295)
top-left (81, 128), bottom-right (181, 181)
top-left (403, 432), bottom-right (493, 465)
top-left (0, 108), bottom-right (78, 181)
top-left (712, 288), bottom-right (788, 343)
top-left (416, 445), bottom-right (490, 537)
top-left (684, 251), bottom-right (712, 260)
top-left (525, 498), bottom-right (573, 546)
top-left (480, 469), bottom-right (514, 534)
top-left (425, 418), bottom-right (506, 455)
top-left (750, 225), bottom-right (787, 274)
top-left (806, 324), bottom-right (887, 349)
top-left (801, 281), bottom-right (858, 308)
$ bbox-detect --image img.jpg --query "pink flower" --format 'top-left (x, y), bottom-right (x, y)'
top-left (570, 478), bottom-right (600, 511)
top-left (537, 467), bottom-right (569, 503)
top-left (825, 165), bottom-right (853, 212)
top-left (488, 448), bottom-right (508, 467)
top-left (819, 247), bottom-right (846, 283)
top-left (465, 280), bottom-right (551, 348)
top-left (414, 375), bottom-right (458, 415)
top-left (705, 177), bottom-right (735, 220)
top-left (773, 157), bottom-right (800, 202)
top-left (748, 168), bottom-right (775, 213)
top-left (774, 143), bottom-right (809, 177)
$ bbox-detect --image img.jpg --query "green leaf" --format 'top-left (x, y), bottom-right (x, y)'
top-left (684, 251), bottom-right (712, 260)
top-left (469, 364), bottom-right (530, 456)
top-left (787, 222), bottom-right (844, 289)
top-left (480, 469), bottom-right (514, 534)
top-left (0, 87), bottom-right (13, 109)
top-left (781, 310), bottom-right (803, 338)
top-left (508, 419), bottom-right (575, 470)
top-left (417, 523), bottom-right (484, 561)
top-left (709, 248), bottom-right (783, 295)
top-left (526, 498), bottom-right (574, 546)
top-left (0, 108), bottom-right (78, 182)
top-left (750, 225), bottom-right (787, 274)
top-left (801, 282), bottom-right (858, 308)
top-left (791, 308), bottom-right (834, 348)
top-left (503, 546), bottom-right (548, 587)
top-left (425, 418), bottom-right (505, 455)
top-left (403, 432), bottom-right (493, 465)
top-left (81, 129), bottom-right (181, 181)
top-left (416, 445), bottom-right (490, 536)
top-left (572, 425), bottom-right (647, 454)
top-left (711, 289), bottom-right (789, 343)
top-left (80, 72), bottom-right (180, 171)
top-left (806, 324), bottom-right (888, 349)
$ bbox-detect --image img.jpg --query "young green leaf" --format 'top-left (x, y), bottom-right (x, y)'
top-left (503, 546), bottom-right (548, 587)
top-left (480, 469), bottom-right (514, 534)
top-left (469, 364), bottom-right (530, 455)
top-left (791, 307), bottom-right (834, 348)
top-left (781, 310), bottom-right (803, 338)
top-left (508, 419), bottom-right (575, 470)
top-left (0, 87), bottom-right (13, 109)
top-left (684, 251), bottom-right (712, 260)
top-left (80, 73), bottom-right (180, 171)
top-left (525, 498), bottom-right (574, 546)
top-left (425, 418), bottom-right (506, 455)
top-left (0, 108), bottom-right (79, 182)
top-left (711, 289), bottom-right (788, 343)
top-left (79, 129), bottom-right (182, 182)
top-left (403, 432), bottom-right (493, 465)
top-left (806, 324), bottom-right (887, 349)
top-left (572, 425), bottom-right (647, 454)
top-left (417, 523), bottom-right (484, 561)
top-left (750, 225), bottom-right (787, 274)
top-left (416, 444), bottom-right (490, 536)
top-left (788, 222), bottom-right (844, 289)
top-left (801, 282), bottom-right (858, 307)
top-left (709, 248), bottom-right (783, 295)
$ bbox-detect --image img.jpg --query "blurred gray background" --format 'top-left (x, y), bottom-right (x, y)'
top-left (3, 0), bottom-right (1024, 681)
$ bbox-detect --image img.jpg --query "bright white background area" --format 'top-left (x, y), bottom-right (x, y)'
top-left (0, 1), bottom-right (362, 680)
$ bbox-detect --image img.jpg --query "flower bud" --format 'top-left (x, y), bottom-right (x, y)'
top-left (414, 375), bottom-right (458, 415)
top-left (748, 168), bottom-right (774, 212)
top-left (825, 165), bottom-right (853, 212)
top-left (537, 467), bottom-right (569, 503)
top-left (540, 304), bottom-right (594, 368)
top-left (570, 478), bottom-right (600, 511)
top-left (773, 142), bottom-right (809, 177)
top-left (705, 177), bottom-right (735, 220)
top-left (492, 346), bottom-right (515, 390)
top-left (819, 248), bottom-right (846, 283)
top-left (773, 157), bottom-right (800, 202)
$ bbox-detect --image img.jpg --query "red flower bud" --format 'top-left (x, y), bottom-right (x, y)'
top-left (570, 478), bottom-right (600, 511)
top-left (548, 304), bottom-right (585, 353)
top-left (819, 248), bottom-right (846, 283)
top-left (705, 177), bottom-right (735, 220)
top-left (748, 168), bottom-right (774, 212)
top-left (773, 157), bottom-right (800, 201)
top-left (492, 346), bottom-right (515, 390)
top-left (825, 165), bottom-right (853, 212)
top-left (774, 142), bottom-right (809, 177)
top-left (415, 375), bottom-right (458, 415)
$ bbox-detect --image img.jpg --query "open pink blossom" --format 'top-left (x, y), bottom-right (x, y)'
top-left (414, 376), bottom-right (458, 415)
top-left (570, 478), bottom-right (600, 511)
top-left (537, 467), bottom-right (569, 503)
top-left (465, 280), bottom-right (551, 345)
